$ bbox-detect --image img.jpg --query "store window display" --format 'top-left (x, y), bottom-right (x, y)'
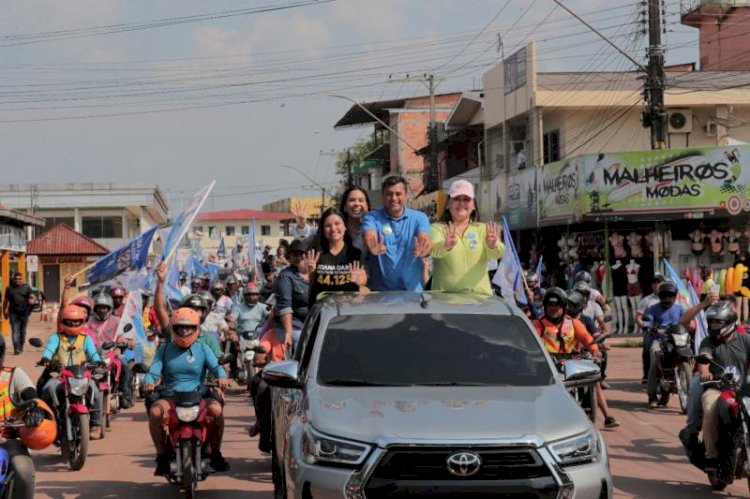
top-left (627, 232), bottom-right (643, 258)
top-left (727, 228), bottom-right (741, 255)
top-left (689, 228), bottom-right (705, 256)
top-left (708, 229), bottom-right (725, 257)
top-left (609, 231), bottom-right (627, 259)
top-left (626, 260), bottom-right (642, 329)
top-left (611, 259), bottom-right (630, 334)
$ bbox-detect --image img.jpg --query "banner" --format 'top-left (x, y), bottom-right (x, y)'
top-left (160, 181), bottom-right (215, 262)
top-left (538, 156), bottom-right (584, 225)
top-left (86, 225), bottom-right (159, 286)
top-left (505, 167), bottom-right (538, 228)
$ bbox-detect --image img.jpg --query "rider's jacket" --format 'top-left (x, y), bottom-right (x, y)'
top-left (0, 367), bottom-right (16, 427)
top-left (52, 334), bottom-right (88, 365)
top-left (533, 316), bottom-right (599, 355)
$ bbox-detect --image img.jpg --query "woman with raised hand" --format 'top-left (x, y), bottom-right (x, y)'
top-left (292, 187), bottom-right (371, 252)
top-left (306, 207), bottom-right (368, 305)
top-left (430, 180), bottom-right (504, 295)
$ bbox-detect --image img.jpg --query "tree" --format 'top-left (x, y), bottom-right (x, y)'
top-left (335, 130), bottom-right (390, 185)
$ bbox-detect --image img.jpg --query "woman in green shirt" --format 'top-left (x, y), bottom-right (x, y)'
top-left (430, 180), bottom-right (505, 295)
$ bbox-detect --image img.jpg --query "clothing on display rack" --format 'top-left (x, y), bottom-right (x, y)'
top-left (610, 232), bottom-right (627, 259)
top-left (689, 229), bottom-right (705, 256)
top-left (708, 229), bottom-right (725, 256)
top-left (727, 228), bottom-right (741, 254)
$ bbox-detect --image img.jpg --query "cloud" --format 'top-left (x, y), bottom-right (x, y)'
top-left (330, 0), bottom-right (408, 40)
top-left (193, 25), bottom-right (254, 58)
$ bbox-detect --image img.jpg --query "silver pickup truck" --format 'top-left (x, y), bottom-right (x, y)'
top-left (263, 291), bottom-right (613, 499)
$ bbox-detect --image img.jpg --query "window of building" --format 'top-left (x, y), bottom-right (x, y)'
top-left (241, 225), bottom-right (250, 235)
top-left (194, 225), bottom-right (203, 234)
top-left (81, 216), bottom-right (123, 239)
top-left (225, 226), bottom-right (236, 236)
top-left (208, 226), bottom-right (216, 238)
top-left (44, 216), bottom-right (76, 229)
top-left (543, 129), bottom-right (560, 164)
top-left (261, 225), bottom-right (271, 236)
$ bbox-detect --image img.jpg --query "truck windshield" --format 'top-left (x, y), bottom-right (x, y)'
top-left (317, 314), bottom-right (554, 387)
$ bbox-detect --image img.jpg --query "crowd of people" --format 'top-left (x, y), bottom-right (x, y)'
top-left (0, 173), bottom-right (747, 491)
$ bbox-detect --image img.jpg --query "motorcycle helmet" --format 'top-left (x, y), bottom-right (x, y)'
top-left (542, 287), bottom-right (567, 323)
top-left (210, 280), bottom-right (226, 298)
top-left (109, 286), bottom-right (126, 307)
top-left (19, 399), bottom-right (57, 450)
top-left (705, 300), bottom-right (738, 342)
top-left (525, 270), bottom-right (539, 287)
top-left (657, 281), bottom-right (678, 308)
top-left (575, 270), bottom-right (592, 284)
top-left (572, 280), bottom-right (591, 297)
top-left (566, 290), bottom-right (585, 317)
top-left (243, 283), bottom-right (262, 304)
top-left (60, 306), bottom-right (87, 336)
top-left (92, 293), bottom-right (114, 321)
top-left (190, 277), bottom-right (203, 292)
top-left (199, 290), bottom-right (215, 311)
top-left (179, 294), bottom-right (209, 323)
top-left (71, 296), bottom-right (94, 321)
top-left (178, 271), bottom-right (188, 284)
top-left (171, 308), bottom-right (201, 349)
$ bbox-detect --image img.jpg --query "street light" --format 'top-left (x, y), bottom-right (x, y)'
top-left (278, 164), bottom-right (334, 218)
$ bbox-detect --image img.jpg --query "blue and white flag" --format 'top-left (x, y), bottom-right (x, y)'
top-left (206, 262), bottom-right (220, 283)
top-left (491, 217), bottom-right (527, 305)
top-left (217, 237), bottom-right (226, 259)
top-left (663, 259), bottom-right (690, 309)
top-left (165, 256), bottom-right (185, 303)
top-left (535, 255), bottom-right (544, 283)
top-left (687, 282), bottom-right (708, 354)
top-left (87, 225), bottom-right (159, 286)
top-left (114, 291), bottom-right (152, 364)
top-left (160, 181), bottom-right (215, 263)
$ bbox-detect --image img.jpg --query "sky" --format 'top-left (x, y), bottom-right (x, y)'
top-left (0, 0), bottom-right (699, 214)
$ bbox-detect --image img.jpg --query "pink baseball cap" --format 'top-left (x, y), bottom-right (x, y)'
top-left (448, 180), bottom-right (475, 199)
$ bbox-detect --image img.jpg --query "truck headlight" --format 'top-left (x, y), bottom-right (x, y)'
top-left (549, 429), bottom-right (601, 467)
top-left (301, 425), bottom-right (371, 467)
top-left (176, 406), bottom-right (200, 422)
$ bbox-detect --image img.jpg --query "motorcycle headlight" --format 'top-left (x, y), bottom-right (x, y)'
top-left (68, 378), bottom-right (89, 396)
top-left (672, 333), bottom-right (689, 348)
top-left (549, 429), bottom-right (601, 467)
top-left (176, 406), bottom-right (200, 423)
top-left (301, 425), bottom-right (371, 467)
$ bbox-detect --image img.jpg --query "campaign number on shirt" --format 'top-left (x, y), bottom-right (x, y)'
top-left (317, 273), bottom-right (350, 286)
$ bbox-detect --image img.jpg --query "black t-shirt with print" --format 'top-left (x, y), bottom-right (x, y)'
top-left (310, 245), bottom-right (363, 305)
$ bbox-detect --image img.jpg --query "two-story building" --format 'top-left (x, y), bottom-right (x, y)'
top-left (193, 209), bottom-right (295, 257)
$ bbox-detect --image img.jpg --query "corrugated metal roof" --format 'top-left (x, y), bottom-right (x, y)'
top-left (196, 209), bottom-right (294, 222)
top-left (536, 70), bottom-right (750, 92)
top-left (27, 224), bottom-right (109, 256)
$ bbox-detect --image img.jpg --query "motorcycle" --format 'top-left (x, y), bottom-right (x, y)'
top-left (154, 382), bottom-right (221, 499)
top-left (30, 338), bottom-right (100, 471)
top-left (553, 333), bottom-right (610, 423)
top-left (99, 340), bottom-right (126, 434)
top-left (236, 324), bottom-right (265, 386)
top-left (684, 354), bottom-right (750, 492)
top-left (643, 318), bottom-right (694, 412)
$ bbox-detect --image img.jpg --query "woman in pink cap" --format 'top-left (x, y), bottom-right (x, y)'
top-left (430, 180), bottom-right (504, 295)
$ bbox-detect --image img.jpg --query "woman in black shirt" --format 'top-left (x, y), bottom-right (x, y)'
top-left (306, 208), bottom-right (368, 304)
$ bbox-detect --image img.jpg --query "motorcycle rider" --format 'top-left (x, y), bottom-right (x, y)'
top-left (644, 280), bottom-right (688, 409)
top-left (210, 281), bottom-right (233, 316)
top-left (88, 293), bottom-right (134, 409)
top-left (636, 273), bottom-right (666, 383)
top-left (143, 308), bottom-right (230, 476)
top-left (532, 287), bottom-right (601, 356)
top-left (691, 301), bottom-right (750, 471)
top-left (109, 286), bottom-right (127, 317)
top-left (524, 270), bottom-right (544, 319)
top-left (39, 306), bottom-right (104, 439)
top-left (0, 334), bottom-right (57, 499)
top-left (230, 283), bottom-right (268, 337)
top-left (573, 281), bottom-right (608, 335)
top-left (190, 276), bottom-right (204, 294)
top-left (574, 270), bottom-right (610, 313)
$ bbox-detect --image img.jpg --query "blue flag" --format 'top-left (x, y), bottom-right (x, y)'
top-left (160, 181), bottom-right (215, 263)
top-left (165, 256), bottom-right (184, 303)
top-left (687, 282), bottom-right (708, 354)
top-left (247, 217), bottom-right (257, 274)
top-left (206, 262), bottom-right (220, 283)
top-left (663, 259), bottom-right (690, 309)
top-left (491, 217), bottom-right (527, 306)
top-left (87, 225), bottom-right (159, 286)
top-left (535, 255), bottom-right (543, 283)
top-left (217, 237), bottom-right (226, 259)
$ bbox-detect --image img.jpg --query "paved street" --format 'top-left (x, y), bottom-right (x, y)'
top-left (12, 318), bottom-right (748, 498)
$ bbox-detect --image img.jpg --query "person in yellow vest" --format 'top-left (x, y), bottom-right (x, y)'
top-left (38, 306), bottom-right (104, 440)
top-left (532, 287), bottom-right (600, 356)
top-left (0, 333), bottom-right (57, 499)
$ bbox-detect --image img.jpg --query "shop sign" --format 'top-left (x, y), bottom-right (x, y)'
top-left (581, 146), bottom-right (748, 216)
top-left (505, 167), bottom-right (538, 228)
top-left (0, 224), bottom-right (26, 252)
top-left (538, 156), bottom-right (584, 223)
top-left (26, 255), bottom-right (38, 272)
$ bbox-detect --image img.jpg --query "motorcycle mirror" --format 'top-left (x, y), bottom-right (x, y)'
top-left (123, 323), bottom-right (133, 333)
top-left (101, 341), bottom-right (115, 351)
top-left (28, 338), bottom-right (44, 348)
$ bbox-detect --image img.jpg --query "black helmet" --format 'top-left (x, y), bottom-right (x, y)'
top-left (198, 290), bottom-right (215, 309)
top-left (179, 271), bottom-right (188, 281)
top-left (575, 270), bottom-right (592, 284)
top-left (573, 280), bottom-right (591, 296)
top-left (566, 290), bottom-right (585, 317)
top-left (525, 270), bottom-right (539, 285)
top-left (226, 276), bottom-right (237, 286)
top-left (190, 277), bottom-right (203, 289)
top-left (657, 281), bottom-right (678, 297)
top-left (180, 293), bottom-right (208, 311)
top-left (706, 301), bottom-right (738, 342)
top-left (542, 287), bottom-right (567, 308)
top-left (211, 281), bottom-right (226, 291)
top-left (652, 272), bottom-right (666, 284)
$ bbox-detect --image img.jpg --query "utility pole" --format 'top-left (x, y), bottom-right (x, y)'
top-left (645, 0), bottom-right (667, 150)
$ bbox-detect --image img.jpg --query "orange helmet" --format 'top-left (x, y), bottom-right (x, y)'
top-left (19, 399), bottom-right (57, 450)
top-left (71, 296), bottom-right (94, 320)
top-left (171, 308), bottom-right (200, 349)
top-left (59, 306), bottom-right (87, 337)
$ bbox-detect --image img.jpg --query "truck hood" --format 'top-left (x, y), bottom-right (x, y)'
top-left (306, 383), bottom-right (591, 447)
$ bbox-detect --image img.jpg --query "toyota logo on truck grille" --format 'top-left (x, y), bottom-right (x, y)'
top-left (446, 451), bottom-right (482, 477)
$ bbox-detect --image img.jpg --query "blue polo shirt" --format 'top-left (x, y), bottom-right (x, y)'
top-left (361, 207), bottom-right (431, 291)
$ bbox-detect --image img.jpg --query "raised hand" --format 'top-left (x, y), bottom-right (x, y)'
top-left (156, 262), bottom-right (168, 283)
top-left (64, 276), bottom-right (75, 290)
top-left (413, 233), bottom-right (432, 258)
top-left (486, 221), bottom-right (500, 249)
top-left (349, 261), bottom-right (368, 287)
top-left (291, 200), bottom-right (307, 228)
top-left (442, 222), bottom-right (458, 251)
top-left (367, 234), bottom-right (387, 256)
top-left (301, 249), bottom-right (320, 274)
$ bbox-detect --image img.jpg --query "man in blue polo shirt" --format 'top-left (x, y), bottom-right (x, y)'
top-left (362, 176), bottom-right (432, 291)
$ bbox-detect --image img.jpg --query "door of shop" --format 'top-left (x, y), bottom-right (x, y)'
top-left (43, 265), bottom-right (60, 305)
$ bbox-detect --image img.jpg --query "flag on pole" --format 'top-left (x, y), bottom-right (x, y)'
top-left (663, 259), bottom-right (690, 308)
top-left (491, 217), bottom-right (527, 305)
top-left (86, 225), bottom-right (159, 286)
top-left (687, 282), bottom-right (709, 354)
top-left (160, 181), bottom-right (215, 263)
top-left (206, 262), bottom-right (220, 284)
top-left (535, 255), bottom-right (543, 283)
top-left (247, 217), bottom-right (257, 275)
top-left (113, 291), bottom-right (154, 364)
top-left (217, 237), bottom-right (226, 259)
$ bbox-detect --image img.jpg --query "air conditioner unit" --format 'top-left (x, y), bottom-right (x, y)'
top-left (705, 120), bottom-right (717, 136)
top-left (668, 110), bottom-right (692, 133)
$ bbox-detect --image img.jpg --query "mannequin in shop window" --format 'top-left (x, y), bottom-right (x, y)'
top-left (626, 259), bottom-right (642, 331)
top-left (727, 228), bottom-right (741, 255)
top-left (609, 231), bottom-right (627, 259)
top-left (708, 229), bottom-right (725, 257)
top-left (689, 228), bottom-right (705, 256)
top-left (610, 259), bottom-right (629, 335)
top-left (627, 232), bottom-right (643, 259)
